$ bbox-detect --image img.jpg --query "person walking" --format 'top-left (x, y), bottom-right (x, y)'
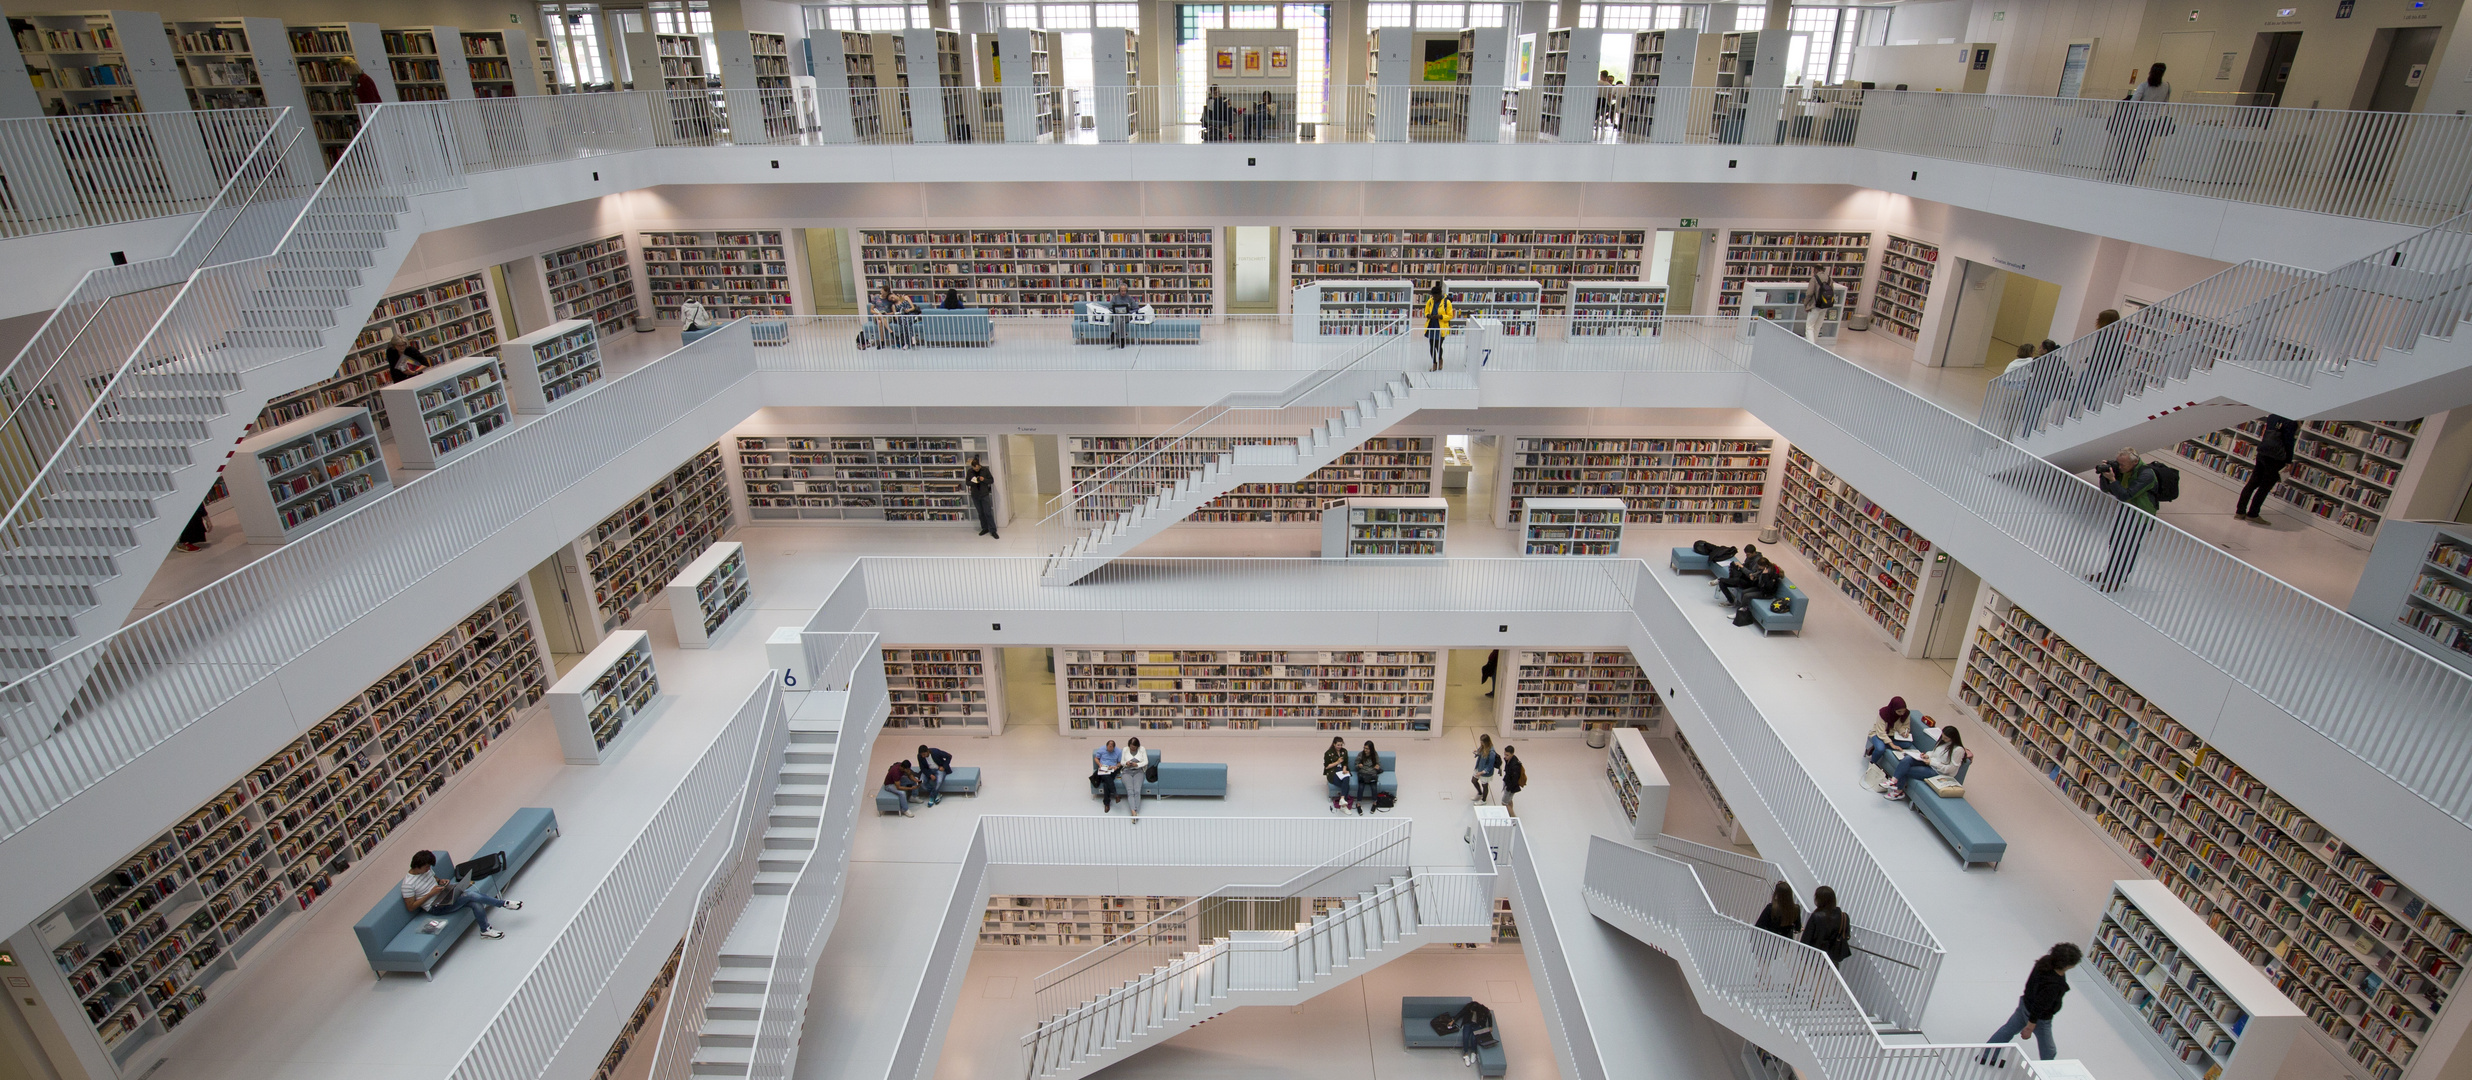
top-left (1324, 736), bottom-right (1356, 811)
top-left (966, 455), bottom-right (1000, 539)
top-left (2237, 414), bottom-right (2299, 522)
top-left (1090, 739), bottom-right (1125, 813)
top-left (1800, 886), bottom-right (1852, 971)
top-left (1470, 733), bottom-right (1500, 802)
top-left (1499, 744), bottom-right (1526, 814)
top-left (1121, 737), bottom-right (1148, 822)
top-left (1479, 649), bottom-right (1499, 696)
top-left (1421, 283), bottom-right (1455, 372)
top-left (2104, 63), bottom-right (2172, 182)
top-left (1979, 943), bottom-right (2083, 1066)
top-left (1352, 740), bottom-right (1384, 814)
top-left (1752, 880), bottom-right (1802, 986)
top-left (1803, 269), bottom-right (1836, 341)
top-left (2092, 447), bottom-right (2159, 592)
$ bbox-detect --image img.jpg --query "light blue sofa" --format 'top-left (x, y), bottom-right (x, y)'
top-left (864, 309), bottom-right (995, 348)
top-left (352, 807), bottom-right (558, 979)
top-left (1095, 752), bottom-right (1228, 799)
top-left (1072, 311), bottom-right (1203, 345)
top-left (1402, 997), bottom-right (1506, 1077)
top-left (1908, 754), bottom-right (2003, 868)
top-left (1750, 582), bottom-right (1809, 636)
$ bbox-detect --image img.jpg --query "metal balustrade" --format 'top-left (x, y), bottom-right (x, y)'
top-left (0, 107), bottom-right (289, 239)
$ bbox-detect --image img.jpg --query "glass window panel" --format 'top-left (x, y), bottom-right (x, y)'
top-left (1096, 4), bottom-right (1141, 26)
top-left (1366, 3), bottom-right (1413, 28)
top-left (1229, 4), bottom-right (1278, 27)
top-left (1465, 3), bottom-right (1508, 26)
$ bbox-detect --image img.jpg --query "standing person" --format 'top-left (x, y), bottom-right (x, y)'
top-left (882, 760), bottom-right (920, 816)
top-left (1121, 737), bottom-right (1148, 822)
top-left (1979, 943), bottom-right (2083, 1065)
top-left (1421, 283), bottom-right (1455, 371)
top-left (1499, 744), bottom-right (1526, 814)
top-left (1090, 739), bottom-right (1125, 813)
top-left (1800, 886), bottom-right (1852, 970)
top-left (2237, 414), bottom-right (2299, 522)
top-left (1324, 736), bottom-right (1356, 811)
top-left (1479, 649), bottom-right (1499, 696)
top-left (2004, 342), bottom-right (2038, 376)
top-left (2091, 447), bottom-right (2158, 592)
top-left (382, 333), bottom-right (429, 383)
top-left (915, 744), bottom-right (952, 807)
top-left (2094, 309), bottom-right (2121, 330)
top-left (939, 287), bottom-right (967, 310)
top-left (1752, 880), bottom-right (1802, 986)
top-left (1471, 733), bottom-right (1500, 802)
top-left (344, 58), bottom-right (384, 106)
top-left (175, 500), bottom-right (212, 552)
top-left (2104, 63), bottom-right (2172, 182)
top-left (1803, 269), bottom-right (1836, 342)
top-left (965, 455), bottom-right (1000, 539)
top-left (400, 850), bottom-right (521, 939)
top-left (1352, 740), bottom-right (1384, 814)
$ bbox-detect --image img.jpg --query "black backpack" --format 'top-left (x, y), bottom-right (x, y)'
top-left (2148, 460), bottom-right (2181, 502)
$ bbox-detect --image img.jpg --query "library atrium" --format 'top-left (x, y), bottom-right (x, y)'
top-left (5, 3), bottom-right (2472, 1080)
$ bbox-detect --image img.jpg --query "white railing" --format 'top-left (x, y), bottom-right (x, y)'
top-left (886, 824), bottom-right (990, 1080)
top-left (448, 676), bottom-right (785, 1080)
top-left (1755, 323), bottom-right (2472, 829)
top-left (0, 107), bottom-right (289, 238)
top-left (1502, 828), bottom-right (1611, 1080)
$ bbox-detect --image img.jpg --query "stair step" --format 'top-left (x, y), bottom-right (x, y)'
top-left (703, 992), bottom-right (764, 1021)
top-left (757, 857), bottom-right (803, 874)
top-left (752, 870), bottom-right (797, 894)
top-left (698, 1019), bottom-right (758, 1047)
top-left (783, 750), bottom-right (832, 764)
top-left (237, 309), bottom-right (334, 329)
top-left (264, 268), bottom-right (363, 288)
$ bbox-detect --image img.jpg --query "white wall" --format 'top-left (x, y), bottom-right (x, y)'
top-left (1956, 0), bottom-right (2152, 98)
top-left (1887, 0), bottom-right (1975, 45)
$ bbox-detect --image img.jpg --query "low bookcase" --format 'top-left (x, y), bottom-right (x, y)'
top-left (547, 630), bottom-right (660, 763)
top-left (666, 541), bottom-right (749, 649)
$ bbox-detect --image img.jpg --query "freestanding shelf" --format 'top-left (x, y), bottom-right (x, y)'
top-left (379, 353), bottom-right (513, 469)
top-left (1520, 497), bottom-right (1626, 556)
top-left (666, 541), bottom-right (749, 649)
top-left (1606, 728), bottom-right (1671, 840)
top-left (547, 630), bottom-right (660, 763)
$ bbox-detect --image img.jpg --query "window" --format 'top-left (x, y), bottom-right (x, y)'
top-left (650, 0), bottom-right (720, 77)
top-left (1363, 3), bottom-right (1511, 29)
top-left (539, 3), bottom-right (610, 89)
top-left (1177, 3), bottom-right (1330, 125)
top-left (808, 3), bottom-right (937, 31)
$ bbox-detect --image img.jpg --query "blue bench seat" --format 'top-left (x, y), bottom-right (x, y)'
top-left (1094, 752), bottom-right (1229, 799)
top-left (1670, 546), bottom-right (1716, 574)
top-left (864, 309), bottom-right (995, 348)
top-left (352, 808), bottom-right (559, 979)
top-left (1073, 316), bottom-right (1203, 345)
top-left (1905, 755), bottom-right (2005, 868)
top-left (1401, 997), bottom-right (1506, 1077)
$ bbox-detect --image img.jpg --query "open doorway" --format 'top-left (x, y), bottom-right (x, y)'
top-left (1933, 260), bottom-right (2061, 369)
top-left (1652, 229), bottom-right (1712, 316)
top-left (1230, 226), bottom-right (1276, 313)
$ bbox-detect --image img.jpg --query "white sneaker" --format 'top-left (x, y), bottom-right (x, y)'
top-left (481, 928), bottom-right (506, 939)
top-left (504, 900), bottom-right (523, 911)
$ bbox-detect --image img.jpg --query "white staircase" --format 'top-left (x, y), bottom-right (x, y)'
top-left (1042, 367), bottom-right (1476, 586)
top-left (1020, 871), bottom-right (1492, 1079)
top-left (1992, 213), bottom-right (2472, 471)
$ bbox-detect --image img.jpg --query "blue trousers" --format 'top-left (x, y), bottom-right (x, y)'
top-left (1983, 1001), bottom-right (2056, 1062)
top-left (430, 891), bottom-right (510, 932)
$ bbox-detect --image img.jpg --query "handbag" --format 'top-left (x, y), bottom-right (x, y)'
top-left (1769, 598), bottom-right (1793, 613)
top-left (1145, 760), bottom-right (1159, 782)
top-left (1924, 775), bottom-right (1965, 798)
top-left (1429, 1013), bottom-right (1461, 1036)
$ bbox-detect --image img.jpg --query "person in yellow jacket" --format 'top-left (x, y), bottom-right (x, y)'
top-left (1421, 283), bottom-right (1455, 371)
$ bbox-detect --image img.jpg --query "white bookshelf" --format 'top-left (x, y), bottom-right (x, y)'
top-left (1057, 648), bottom-right (1446, 736)
top-left (380, 354), bottom-right (512, 470)
top-left (2091, 881), bottom-right (2303, 1080)
top-left (1321, 497), bottom-right (1447, 560)
top-left (746, 31), bottom-right (795, 138)
top-left (1521, 498), bottom-right (1626, 556)
top-left (540, 234), bottom-right (637, 337)
top-left (288, 23), bottom-right (388, 165)
top-left (1091, 27), bottom-right (1138, 141)
top-left (1776, 446), bottom-right (1936, 649)
top-left (858, 228), bottom-right (1216, 316)
top-left (1535, 28), bottom-right (1604, 142)
top-left (1289, 279), bottom-right (1414, 341)
top-left (989, 27), bottom-right (1057, 143)
top-left (21, 586), bottom-right (545, 1074)
top-left (809, 29), bottom-right (881, 142)
top-left (258, 271), bottom-right (499, 431)
top-left (1872, 235), bottom-right (1939, 343)
top-left (1062, 434), bottom-right (1432, 525)
top-left (227, 405), bottom-right (389, 543)
top-left (503, 319), bottom-right (602, 414)
top-left (460, 29), bottom-right (534, 97)
top-left (665, 541), bottom-right (749, 649)
top-left (14, 11), bottom-right (183, 115)
top-left (1287, 229), bottom-right (1646, 315)
top-left (170, 18), bottom-right (307, 116)
top-left (1619, 29), bottom-right (1696, 141)
top-left (1445, 279), bottom-right (1542, 338)
top-left (1567, 284), bottom-right (1665, 337)
top-left (1717, 230), bottom-right (1871, 318)
top-left (2175, 417), bottom-right (2430, 546)
top-left (1668, 729), bottom-right (1745, 844)
top-left (981, 895), bottom-right (1192, 948)
top-left (1737, 280), bottom-right (1842, 343)
top-left (1503, 436), bottom-right (1773, 527)
top-left (382, 27), bottom-right (454, 102)
top-left (547, 630), bottom-right (659, 763)
top-left (557, 445), bottom-right (735, 639)
top-left (1952, 590), bottom-right (2471, 1080)
top-left (1606, 728), bottom-right (1670, 840)
top-left (882, 646), bottom-right (1007, 731)
top-left (733, 434), bottom-right (992, 523)
top-left (2351, 520), bottom-right (2472, 675)
top-left (1497, 649), bottom-right (1664, 734)
top-left (891, 28), bottom-right (970, 144)
top-left (641, 230), bottom-right (792, 323)
top-left (628, 31), bottom-right (713, 138)
top-left (1451, 27), bottom-right (1510, 142)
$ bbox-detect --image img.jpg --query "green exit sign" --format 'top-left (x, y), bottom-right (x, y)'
top-left (1680, 218), bottom-right (1699, 227)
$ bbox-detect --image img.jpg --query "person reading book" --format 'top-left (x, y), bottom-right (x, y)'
top-left (400, 849), bottom-right (521, 938)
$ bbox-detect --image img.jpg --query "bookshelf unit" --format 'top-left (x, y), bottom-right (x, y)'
top-left (1288, 229), bottom-right (1647, 314)
top-left (1535, 28), bottom-right (1603, 141)
top-left (665, 541), bottom-right (749, 649)
top-left (1872, 235), bottom-right (1940, 343)
top-left (882, 646), bottom-right (1006, 731)
top-left (1499, 649), bottom-right (1664, 734)
top-left (1520, 498), bottom-right (1626, 557)
top-left (379, 354), bottom-right (512, 470)
top-left (636, 31), bottom-right (713, 138)
top-left (1446, 279), bottom-right (1543, 337)
top-left (227, 405), bottom-right (389, 544)
top-left (547, 630), bottom-right (659, 763)
top-left (891, 28), bottom-right (970, 143)
top-left (1503, 436), bottom-right (1773, 527)
top-left (857, 228), bottom-right (1217, 316)
top-left (980, 895), bottom-right (1193, 948)
top-left (170, 19), bottom-right (303, 114)
top-left (1289, 279), bottom-right (1414, 340)
top-left (460, 30), bottom-right (534, 97)
top-left (1062, 434), bottom-right (1433, 525)
top-left (289, 24), bottom-right (387, 162)
top-left (2175, 417), bottom-right (2426, 545)
top-left (559, 445), bottom-right (734, 637)
top-left (989, 28), bottom-right (1058, 143)
top-left (257, 271), bottom-right (499, 431)
top-left (594, 940), bottom-right (681, 1080)
top-left (23, 586), bottom-right (546, 1074)
top-left (13, 12), bottom-right (181, 115)
top-left (2351, 520), bottom-right (2472, 675)
top-left (1776, 447), bottom-right (1936, 648)
top-left (502, 319), bottom-right (603, 414)
top-left (540, 235), bottom-right (638, 337)
top-left (1451, 27), bottom-right (1510, 142)
top-left (2092, 881), bottom-right (2304, 1080)
top-left (809, 29), bottom-right (882, 142)
top-left (746, 31), bottom-right (795, 137)
top-left (732, 433), bottom-right (992, 523)
top-left (1668, 729), bottom-right (1744, 844)
top-left (1716, 230), bottom-right (1871, 318)
top-left (641, 230), bottom-right (792, 323)
top-left (1321, 497), bottom-right (1448, 560)
top-left (1092, 27), bottom-right (1138, 140)
top-left (382, 27), bottom-right (449, 101)
top-left (1710, 30), bottom-right (1756, 141)
top-left (1056, 648), bottom-right (1446, 736)
top-left (1951, 590), bottom-right (2472, 1080)
top-left (1567, 284), bottom-right (1666, 337)
top-left (1606, 728), bottom-right (1671, 839)
top-left (1618, 29), bottom-right (1696, 140)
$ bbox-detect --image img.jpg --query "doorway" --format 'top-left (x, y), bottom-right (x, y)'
top-left (527, 553), bottom-right (591, 662)
top-left (2243, 31), bottom-right (2301, 107)
top-left (1918, 556), bottom-right (1981, 664)
top-left (2361, 26), bottom-right (2441, 112)
top-left (1933, 260), bottom-right (2060, 369)
top-left (1231, 227), bottom-right (1275, 313)
top-left (1653, 229), bottom-right (1712, 316)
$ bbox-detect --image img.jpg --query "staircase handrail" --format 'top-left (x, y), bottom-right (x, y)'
top-left (1024, 819), bottom-right (1413, 1026)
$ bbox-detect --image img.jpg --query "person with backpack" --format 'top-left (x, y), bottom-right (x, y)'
top-left (2237, 414), bottom-right (2299, 522)
top-left (1499, 745), bottom-right (1527, 814)
top-left (2092, 447), bottom-right (2167, 592)
top-left (1979, 943), bottom-right (2083, 1065)
top-left (1752, 881), bottom-right (1802, 986)
top-left (1801, 886), bottom-right (1852, 971)
top-left (1421, 283), bottom-right (1455, 371)
top-left (1471, 733), bottom-right (1500, 803)
top-left (1803, 269), bottom-right (1836, 341)
top-left (1353, 740), bottom-right (1384, 815)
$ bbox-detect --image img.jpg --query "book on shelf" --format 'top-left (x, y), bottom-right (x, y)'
top-left (547, 630), bottom-right (659, 762)
top-left (1056, 648), bottom-right (1445, 735)
top-left (882, 646), bottom-right (1006, 729)
top-left (1505, 436), bottom-right (1773, 527)
top-left (734, 433), bottom-right (994, 523)
top-left (563, 445), bottom-right (735, 636)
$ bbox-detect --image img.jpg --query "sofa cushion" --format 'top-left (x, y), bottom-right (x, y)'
top-left (1670, 546), bottom-right (1714, 574)
top-left (877, 786), bottom-right (909, 813)
top-left (1911, 791), bottom-right (2006, 867)
top-left (472, 808), bottom-right (557, 895)
top-left (1149, 761), bottom-right (1227, 796)
top-left (381, 910), bottom-right (475, 965)
top-left (943, 766), bottom-right (982, 794)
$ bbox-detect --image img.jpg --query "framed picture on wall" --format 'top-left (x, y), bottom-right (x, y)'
top-left (1214, 47), bottom-right (1235, 74)
top-left (1269, 46), bottom-right (1290, 73)
top-left (1241, 46), bottom-right (1262, 75)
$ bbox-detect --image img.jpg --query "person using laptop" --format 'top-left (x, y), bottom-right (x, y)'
top-left (1107, 282), bottom-right (1142, 349)
top-left (400, 849), bottom-right (521, 938)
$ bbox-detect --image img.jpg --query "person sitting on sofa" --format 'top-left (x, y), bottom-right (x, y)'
top-left (1729, 563), bottom-right (1783, 626)
top-left (916, 745), bottom-right (953, 807)
top-left (1881, 726), bottom-right (1969, 802)
top-left (1714, 545), bottom-right (1771, 605)
top-left (1324, 736), bottom-right (1356, 812)
top-left (1864, 696), bottom-right (1918, 764)
top-left (1454, 999), bottom-right (1497, 1066)
top-left (400, 850), bottom-right (521, 939)
top-left (1091, 739), bottom-right (1125, 812)
top-left (1351, 740), bottom-right (1384, 815)
top-left (883, 760), bottom-right (921, 817)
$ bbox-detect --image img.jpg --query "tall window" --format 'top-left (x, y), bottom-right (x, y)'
top-left (650, 0), bottom-right (720, 80)
top-left (1362, 2), bottom-right (1511, 29)
top-left (539, 3), bottom-right (611, 89)
top-left (1177, 4), bottom-right (1330, 125)
top-left (809, 4), bottom-right (937, 31)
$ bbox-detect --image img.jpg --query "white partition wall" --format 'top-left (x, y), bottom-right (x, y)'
top-left (1091, 28), bottom-right (1137, 141)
